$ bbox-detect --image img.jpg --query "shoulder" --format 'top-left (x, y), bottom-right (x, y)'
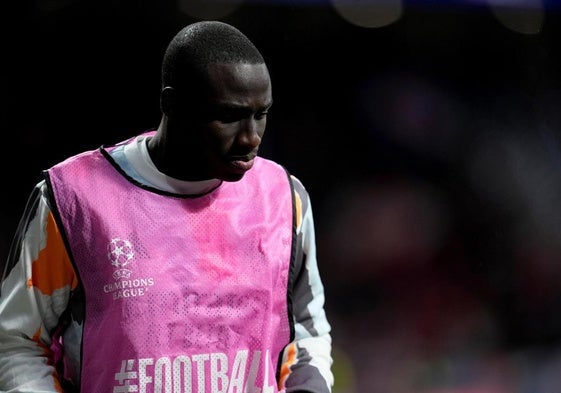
top-left (289, 174), bottom-right (307, 195)
top-left (253, 157), bottom-right (312, 209)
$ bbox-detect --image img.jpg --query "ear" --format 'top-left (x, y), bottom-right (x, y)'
top-left (160, 86), bottom-right (177, 116)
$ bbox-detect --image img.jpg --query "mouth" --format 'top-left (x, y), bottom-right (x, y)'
top-left (227, 154), bottom-right (256, 172)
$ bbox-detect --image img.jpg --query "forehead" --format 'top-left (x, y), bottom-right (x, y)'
top-left (203, 63), bottom-right (272, 106)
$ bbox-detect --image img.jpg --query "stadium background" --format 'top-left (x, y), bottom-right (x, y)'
top-left (4, 1), bottom-right (561, 391)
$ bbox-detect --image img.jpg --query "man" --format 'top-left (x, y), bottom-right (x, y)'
top-left (0, 21), bottom-right (334, 392)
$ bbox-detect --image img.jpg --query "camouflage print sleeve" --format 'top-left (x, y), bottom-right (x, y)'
top-left (0, 180), bottom-right (77, 392)
top-left (279, 175), bottom-right (334, 393)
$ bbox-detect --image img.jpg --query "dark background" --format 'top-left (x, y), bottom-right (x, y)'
top-left (4, 1), bottom-right (561, 391)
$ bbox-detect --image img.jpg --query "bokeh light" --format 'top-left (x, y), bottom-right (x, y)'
top-left (331, 0), bottom-right (403, 28)
top-left (488, 0), bottom-right (544, 34)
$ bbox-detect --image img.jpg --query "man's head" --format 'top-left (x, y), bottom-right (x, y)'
top-left (161, 21), bottom-right (265, 90)
top-left (150, 21), bottom-right (273, 183)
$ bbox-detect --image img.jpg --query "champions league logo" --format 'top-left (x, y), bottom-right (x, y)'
top-left (104, 237), bottom-right (155, 300)
top-left (108, 238), bottom-right (134, 280)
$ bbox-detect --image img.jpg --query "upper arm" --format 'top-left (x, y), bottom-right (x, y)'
top-left (0, 181), bottom-right (75, 391)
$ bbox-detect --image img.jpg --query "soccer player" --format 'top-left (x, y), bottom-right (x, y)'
top-left (0, 21), bottom-right (333, 392)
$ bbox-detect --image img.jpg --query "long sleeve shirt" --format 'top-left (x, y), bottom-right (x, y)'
top-left (0, 134), bottom-right (333, 392)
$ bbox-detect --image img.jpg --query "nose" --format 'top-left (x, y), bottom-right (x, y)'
top-left (238, 117), bottom-right (263, 148)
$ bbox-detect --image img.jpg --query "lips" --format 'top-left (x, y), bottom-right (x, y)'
top-left (229, 157), bottom-right (255, 171)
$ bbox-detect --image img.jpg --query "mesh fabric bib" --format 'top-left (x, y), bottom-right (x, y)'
top-left (47, 145), bottom-right (294, 393)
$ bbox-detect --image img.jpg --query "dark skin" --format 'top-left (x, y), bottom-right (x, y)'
top-left (147, 62), bottom-right (273, 183)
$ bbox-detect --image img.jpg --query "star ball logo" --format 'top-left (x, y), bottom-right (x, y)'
top-left (108, 238), bottom-right (134, 280)
top-left (104, 238), bottom-right (155, 300)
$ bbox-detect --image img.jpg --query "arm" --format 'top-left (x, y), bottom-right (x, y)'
top-left (0, 181), bottom-right (77, 392)
top-left (279, 176), bottom-right (334, 393)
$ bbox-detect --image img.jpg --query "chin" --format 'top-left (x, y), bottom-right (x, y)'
top-left (221, 172), bottom-right (247, 182)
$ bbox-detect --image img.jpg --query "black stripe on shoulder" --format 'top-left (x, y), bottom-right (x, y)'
top-left (284, 166), bottom-right (298, 342)
top-left (42, 170), bottom-right (81, 287)
top-left (276, 166), bottom-right (298, 381)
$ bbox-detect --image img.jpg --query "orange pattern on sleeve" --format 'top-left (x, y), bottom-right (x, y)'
top-left (31, 212), bottom-right (77, 295)
top-left (279, 342), bottom-right (297, 389)
top-left (294, 192), bottom-right (302, 231)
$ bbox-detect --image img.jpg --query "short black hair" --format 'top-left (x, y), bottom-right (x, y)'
top-left (161, 21), bottom-right (265, 89)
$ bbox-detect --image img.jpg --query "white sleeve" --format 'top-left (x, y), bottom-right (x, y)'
top-left (0, 181), bottom-right (73, 392)
top-left (280, 175), bottom-right (334, 393)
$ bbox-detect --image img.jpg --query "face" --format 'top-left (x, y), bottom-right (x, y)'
top-left (166, 62), bottom-right (272, 182)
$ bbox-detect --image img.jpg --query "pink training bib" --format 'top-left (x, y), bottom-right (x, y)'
top-left (47, 142), bottom-right (294, 393)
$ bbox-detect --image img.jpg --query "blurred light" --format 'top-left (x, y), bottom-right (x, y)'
top-left (487, 0), bottom-right (544, 34)
top-left (322, 177), bottom-right (449, 278)
top-left (356, 72), bottom-right (466, 163)
top-left (331, 0), bottom-right (403, 28)
top-left (176, 0), bottom-right (245, 20)
top-left (467, 120), bottom-right (561, 246)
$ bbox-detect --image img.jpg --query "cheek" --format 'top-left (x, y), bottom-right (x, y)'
top-left (258, 124), bottom-right (267, 139)
top-left (206, 126), bottom-right (238, 154)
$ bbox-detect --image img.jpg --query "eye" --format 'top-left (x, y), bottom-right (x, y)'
top-left (208, 105), bottom-right (270, 123)
top-left (255, 110), bottom-right (269, 121)
top-left (217, 109), bottom-right (244, 123)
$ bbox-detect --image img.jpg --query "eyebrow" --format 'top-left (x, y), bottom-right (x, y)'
top-left (217, 100), bottom-right (273, 111)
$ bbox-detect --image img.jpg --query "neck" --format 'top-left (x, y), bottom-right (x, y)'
top-left (145, 118), bottom-right (166, 172)
top-left (146, 117), bottom-right (213, 182)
